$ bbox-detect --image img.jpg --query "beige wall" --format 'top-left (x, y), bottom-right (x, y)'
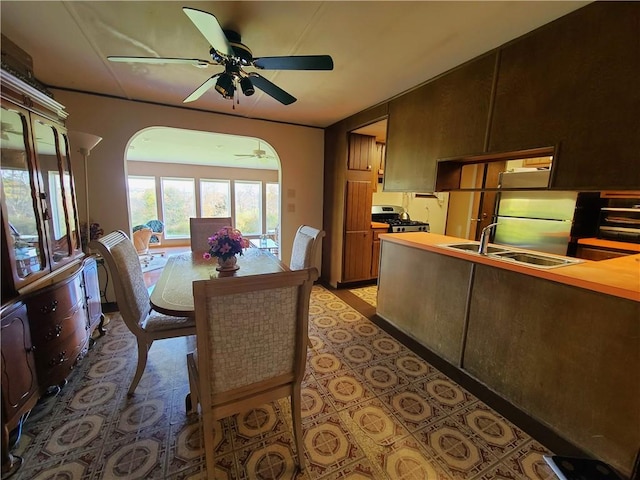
top-left (53, 90), bottom-right (324, 266)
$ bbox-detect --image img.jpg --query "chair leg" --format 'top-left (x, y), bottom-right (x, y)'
top-left (202, 411), bottom-right (216, 476)
top-left (291, 384), bottom-right (305, 470)
top-left (128, 339), bottom-right (151, 396)
top-left (186, 352), bottom-right (199, 414)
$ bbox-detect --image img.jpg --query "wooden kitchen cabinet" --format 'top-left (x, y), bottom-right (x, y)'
top-left (343, 179), bottom-right (374, 282)
top-left (489, 2), bottom-right (640, 190)
top-left (347, 133), bottom-right (376, 172)
top-left (385, 52), bottom-right (496, 192)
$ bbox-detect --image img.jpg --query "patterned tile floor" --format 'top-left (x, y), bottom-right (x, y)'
top-left (9, 285), bottom-right (557, 480)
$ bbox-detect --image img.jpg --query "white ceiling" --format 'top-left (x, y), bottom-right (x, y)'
top-left (1, 1), bottom-right (589, 165)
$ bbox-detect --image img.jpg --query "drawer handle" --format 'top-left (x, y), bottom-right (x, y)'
top-left (44, 324), bottom-right (63, 341)
top-left (40, 300), bottom-right (58, 314)
top-left (48, 351), bottom-right (68, 366)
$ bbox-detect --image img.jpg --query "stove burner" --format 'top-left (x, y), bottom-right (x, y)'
top-left (382, 219), bottom-right (430, 233)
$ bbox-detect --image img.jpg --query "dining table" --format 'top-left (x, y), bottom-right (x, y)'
top-left (150, 248), bottom-right (289, 317)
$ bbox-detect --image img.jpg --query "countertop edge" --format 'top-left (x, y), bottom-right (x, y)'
top-left (380, 233), bottom-right (640, 302)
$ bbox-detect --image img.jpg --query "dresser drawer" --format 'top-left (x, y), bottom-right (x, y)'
top-left (33, 304), bottom-right (89, 388)
top-left (26, 274), bottom-right (84, 327)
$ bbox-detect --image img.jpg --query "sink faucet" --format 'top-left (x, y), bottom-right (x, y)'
top-left (478, 223), bottom-right (499, 255)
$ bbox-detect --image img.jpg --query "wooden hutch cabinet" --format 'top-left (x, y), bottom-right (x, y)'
top-left (1, 67), bottom-right (104, 472)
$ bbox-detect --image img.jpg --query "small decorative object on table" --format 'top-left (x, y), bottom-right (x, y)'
top-left (203, 226), bottom-right (249, 272)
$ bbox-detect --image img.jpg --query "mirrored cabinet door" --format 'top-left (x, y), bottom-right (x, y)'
top-left (0, 104), bottom-right (48, 283)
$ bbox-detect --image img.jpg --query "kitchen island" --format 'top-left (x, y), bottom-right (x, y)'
top-left (376, 232), bottom-right (639, 477)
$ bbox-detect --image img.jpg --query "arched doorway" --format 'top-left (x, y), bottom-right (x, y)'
top-left (125, 127), bottom-right (281, 253)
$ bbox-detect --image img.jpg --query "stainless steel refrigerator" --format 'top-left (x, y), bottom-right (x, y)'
top-left (493, 172), bottom-right (577, 255)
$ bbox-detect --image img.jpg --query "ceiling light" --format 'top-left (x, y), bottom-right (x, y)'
top-left (240, 77), bottom-right (255, 96)
top-left (215, 73), bottom-right (235, 99)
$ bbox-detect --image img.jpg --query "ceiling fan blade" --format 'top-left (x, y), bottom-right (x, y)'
top-left (183, 74), bottom-right (220, 103)
top-left (183, 7), bottom-right (234, 57)
top-left (253, 55), bottom-right (334, 71)
top-left (108, 56), bottom-right (213, 67)
top-left (249, 74), bottom-right (297, 105)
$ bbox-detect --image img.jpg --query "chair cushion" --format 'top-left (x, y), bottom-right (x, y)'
top-left (144, 310), bottom-right (195, 332)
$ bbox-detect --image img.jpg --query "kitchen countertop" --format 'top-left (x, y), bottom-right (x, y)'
top-left (577, 237), bottom-right (640, 253)
top-left (380, 232), bottom-right (640, 302)
top-left (371, 221), bottom-right (389, 229)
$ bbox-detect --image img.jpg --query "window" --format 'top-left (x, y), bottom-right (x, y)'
top-left (200, 179), bottom-right (230, 217)
top-left (161, 178), bottom-right (196, 238)
top-left (234, 181), bottom-right (261, 235)
top-left (128, 176), bottom-right (158, 227)
top-left (266, 183), bottom-right (279, 234)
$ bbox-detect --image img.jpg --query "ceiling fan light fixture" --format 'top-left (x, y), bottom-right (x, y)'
top-left (215, 73), bottom-right (235, 99)
top-left (240, 77), bottom-right (255, 96)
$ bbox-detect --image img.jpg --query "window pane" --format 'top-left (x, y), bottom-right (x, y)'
top-left (128, 176), bottom-right (158, 227)
top-left (200, 179), bottom-right (230, 217)
top-left (234, 181), bottom-right (261, 235)
top-left (266, 183), bottom-right (279, 233)
top-left (161, 178), bottom-right (195, 238)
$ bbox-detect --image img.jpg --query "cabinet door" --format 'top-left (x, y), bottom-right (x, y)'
top-left (343, 179), bottom-right (373, 282)
top-left (345, 180), bottom-right (373, 231)
top-left (0, 102), bottom-right (50, 291)
top-left (347, 133), bottom-right (375, 171)
top-left (385, 52), bottom-right (496, 192)
top-left (31, 115), bottom-right (82, 270)
top-left (489, 2), bottom-right (640, 190)
top-left (82, 256), bottom-right (103, 333)
top-left (343, 231), bottom-right (373, 282)
top-left (1, 300), bottom-right (38, 429)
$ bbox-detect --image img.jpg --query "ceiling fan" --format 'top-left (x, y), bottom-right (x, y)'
top-left (108, 7), bottom-right (334, 106)
top-left (234, 140), bottom-right (274, 160)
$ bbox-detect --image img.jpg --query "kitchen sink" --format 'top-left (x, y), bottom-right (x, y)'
top-left (491, 251), bottom-right (583, 268)
top-left (438, 242), bottom-right (583, 269)
top-left (440, 242), bottom-right (511, 254)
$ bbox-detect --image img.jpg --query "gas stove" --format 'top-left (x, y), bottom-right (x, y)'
top-left (384, 219), bottom-right (430, 233)
top-left (372, 205), bottom-right (430, 233)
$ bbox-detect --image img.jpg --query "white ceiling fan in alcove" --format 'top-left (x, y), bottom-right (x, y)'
top-left (234, 140), bottom-right (275, 161)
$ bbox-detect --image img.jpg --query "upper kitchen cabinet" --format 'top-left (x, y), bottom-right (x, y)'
top-left (385, 52), bottom-right (496, 192)
top-left (489, 2), bottom-right (640, 190)
top-left (347, 133), bottom-right (376, 172)
top-left (1, 70), bottom-right (83, 298)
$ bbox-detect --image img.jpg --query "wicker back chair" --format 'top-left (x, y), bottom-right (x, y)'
top-left (186, 267), bottom-right (318, 473)
top-left (189, 217), bottom-right (233, 253)
top-left (90, 230), bottom-right (195, 395)
top-left (290, 225), bottom-right (325, 270)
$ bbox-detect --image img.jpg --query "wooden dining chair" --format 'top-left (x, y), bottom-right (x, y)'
top-left (189, 217), bottom-right (233, 253)
top-left (186, 267), bottom-right (318, 474)
top-left (90, 230), bottom-right (196, 395)
top-left (290, 225), bottom-right (325, 270)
